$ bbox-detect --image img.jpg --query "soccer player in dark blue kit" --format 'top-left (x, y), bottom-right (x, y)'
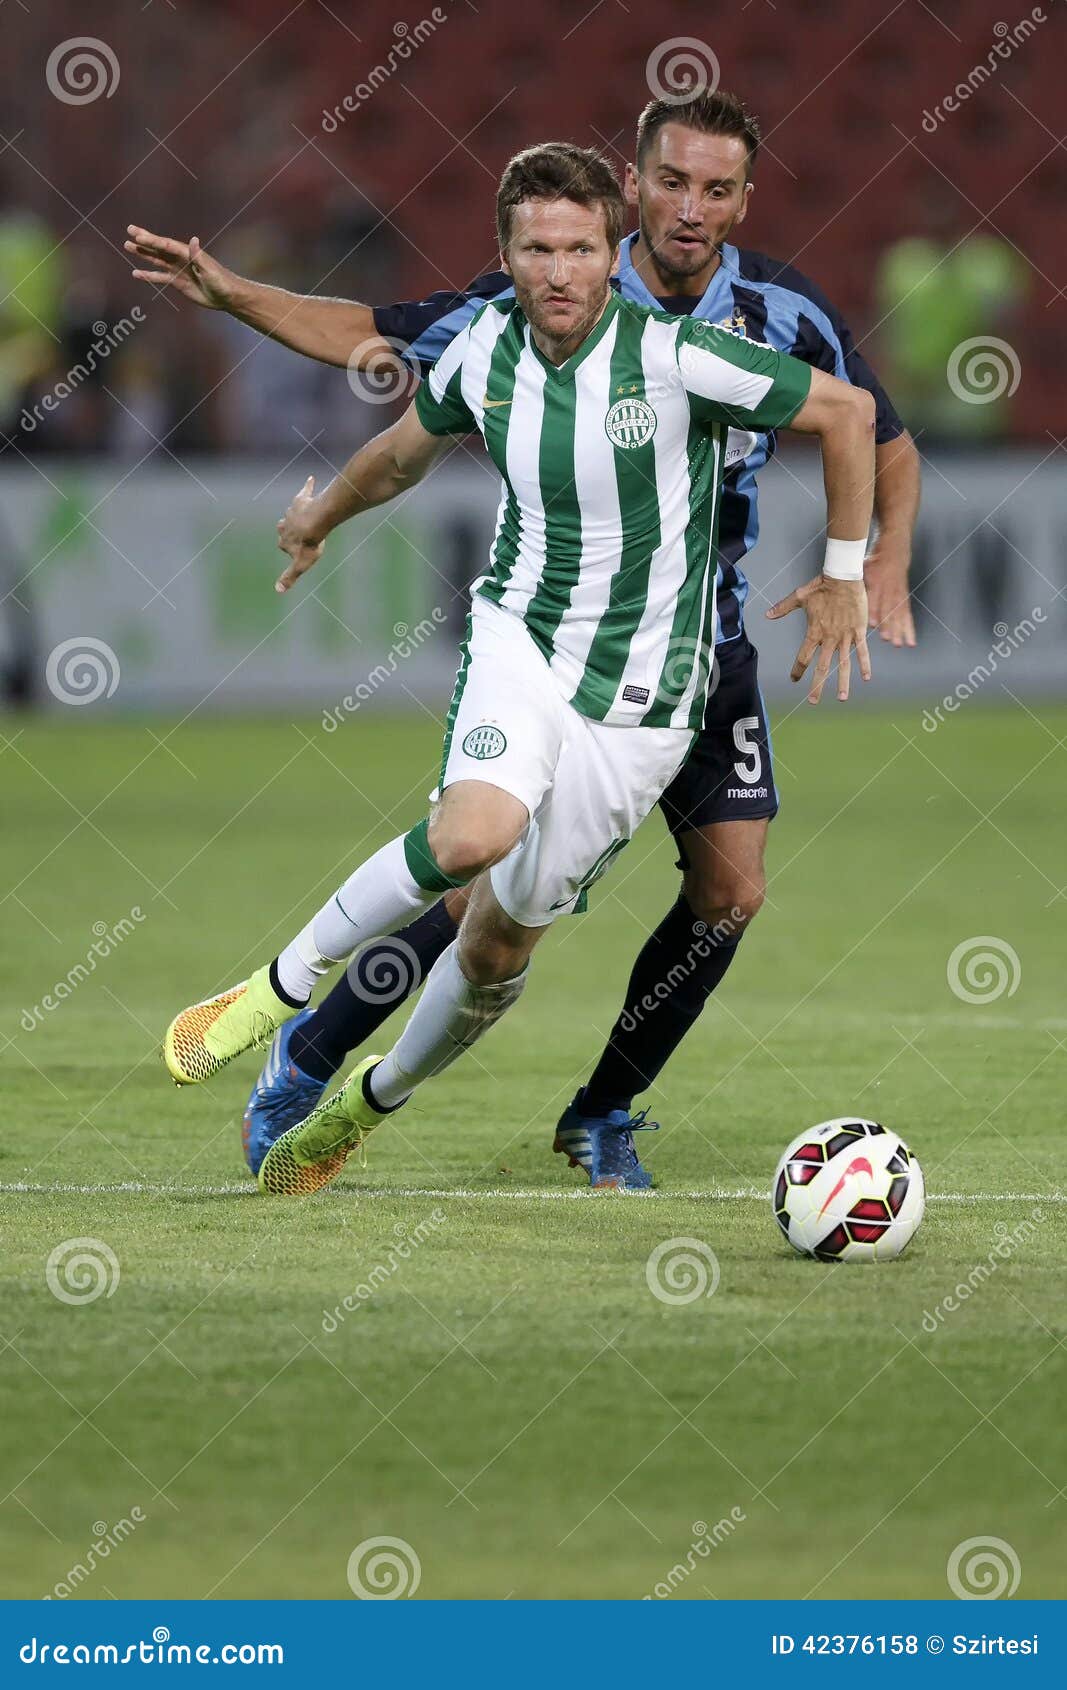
top-left (128, 89), bottom-right (919, 1189)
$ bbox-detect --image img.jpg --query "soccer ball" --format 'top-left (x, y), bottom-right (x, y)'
top-left (771, 1118), bottom-right (925, 1262)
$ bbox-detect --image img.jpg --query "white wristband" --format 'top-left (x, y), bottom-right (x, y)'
top-left (822, 537), bottom-right (868, 581)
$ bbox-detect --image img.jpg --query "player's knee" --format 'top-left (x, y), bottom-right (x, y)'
top-left (425, 816), bottom-right (502, 883)
top-left (459, 930), bottom-right (527, 986)
top-left (427, 832), bottom-right (494, 883)
top-left (685, 878), bottom-right (765, 937)
top-left (426, 809), bottom-right (524, 884)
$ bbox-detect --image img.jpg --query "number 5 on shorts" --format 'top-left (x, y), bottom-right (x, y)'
top-left (732, 715), bottom-right (762, 785)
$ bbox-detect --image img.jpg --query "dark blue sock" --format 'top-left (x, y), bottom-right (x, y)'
top-left (581, 895), bottom-right (742, 1117)
top-left (288, 899), bottom-right (459, 1083)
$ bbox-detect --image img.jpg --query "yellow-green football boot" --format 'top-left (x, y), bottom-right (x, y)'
top-left (258, 1055), bottom-right (389, 1195)
top-left (163, 965), bottom-right (293, 1085)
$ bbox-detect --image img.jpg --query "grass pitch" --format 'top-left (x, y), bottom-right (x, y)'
top-left (1, 702), bottom-right (1064, 1600)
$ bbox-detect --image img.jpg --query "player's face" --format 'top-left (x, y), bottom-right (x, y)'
top-left (502, 199), bottom-right (618, 346)
top-left (626, 125), bottom-right (752, 282)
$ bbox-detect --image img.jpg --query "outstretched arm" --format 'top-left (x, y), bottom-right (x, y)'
top-left (125, 228), bottom-right (390, 369)
top-left (677, 328), bottom-right (876, 705)
top-left (275, 400), bottom-right (449, 593)
top-left (765, 369), bottom-right (876, 703)
top-left (794, 281), bottom-right (920, 649)
top-left (788, 366), bottom-right (876, 545)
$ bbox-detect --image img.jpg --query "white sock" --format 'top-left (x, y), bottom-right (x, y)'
top-left (370, 941), bottom-right (527, 1108)
top-left (275, 835), bottom-right (437, 1003)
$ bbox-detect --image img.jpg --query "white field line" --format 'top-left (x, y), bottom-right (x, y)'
top-left (1, 1181), bottom-right (1063, 1203)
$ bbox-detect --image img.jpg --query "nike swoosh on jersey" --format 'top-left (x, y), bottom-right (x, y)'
top-left (482, 396), bottom-right (513, 407)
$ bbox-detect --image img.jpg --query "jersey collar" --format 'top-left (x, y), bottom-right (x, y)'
top-left (617, 232), bottom-right (738, 320)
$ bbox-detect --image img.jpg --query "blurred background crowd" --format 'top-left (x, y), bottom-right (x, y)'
top-left (1, 0), bottom-right (1063, 717)
top-left (1, 0), bottom-right (1061, 461)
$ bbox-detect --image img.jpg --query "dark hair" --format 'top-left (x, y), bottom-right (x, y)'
top-left (636, 89), bottom-right (761, 178)
top-left (496, 142), bottom-right (625, 252)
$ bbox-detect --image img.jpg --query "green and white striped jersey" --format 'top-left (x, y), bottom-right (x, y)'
top-left (414, 291), bottom-right (811, 729)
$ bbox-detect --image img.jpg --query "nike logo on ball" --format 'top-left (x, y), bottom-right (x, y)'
top-left (818, 1155), bottom-right (874, 1217)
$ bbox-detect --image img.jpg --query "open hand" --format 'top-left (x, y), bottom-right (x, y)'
top-left (864, 538), bottom-right (916, 648)
top-left (766, 574), bottom-right (871, 703)
top-left (125, 227), bottom-right (237, 310)
top-left (276, 477), bottom-right (326, 593)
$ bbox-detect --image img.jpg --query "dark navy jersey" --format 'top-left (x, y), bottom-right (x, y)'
top-left (374, 234), bottom-right (904, 645)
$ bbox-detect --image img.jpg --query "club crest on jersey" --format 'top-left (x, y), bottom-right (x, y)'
top-left (604, 396), bottom-right (657, 450)
top-left (462, 724), bottom-right (506, 760)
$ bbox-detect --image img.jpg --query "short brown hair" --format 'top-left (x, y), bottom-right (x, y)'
top-left (636, 89), bottom-right (761, 178)
top-left (496, 142), bottom-right (625, 252)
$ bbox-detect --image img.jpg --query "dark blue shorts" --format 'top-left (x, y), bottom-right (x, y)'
top-left (658, 635), bottom-right (779, 841)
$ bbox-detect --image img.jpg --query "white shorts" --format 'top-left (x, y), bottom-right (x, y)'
top-left (437, 599), bottom-right (694, 927)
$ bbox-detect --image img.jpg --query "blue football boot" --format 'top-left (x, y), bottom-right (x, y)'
top-left (553, 1090), bottom-right (659, 1190)
top-left (241, 1009), bottom-right (328, 1175)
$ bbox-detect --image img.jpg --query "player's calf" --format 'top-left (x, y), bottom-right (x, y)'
top-left (456, 892), bottom-right (537, 987)
top-left (677, 818), bottom-right (767, 937)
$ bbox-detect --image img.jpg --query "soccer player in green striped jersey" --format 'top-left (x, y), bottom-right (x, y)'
top-left (164, 143), bottom-right (875, 1195)
top-left (410, 267), bottom-right (811, 733)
